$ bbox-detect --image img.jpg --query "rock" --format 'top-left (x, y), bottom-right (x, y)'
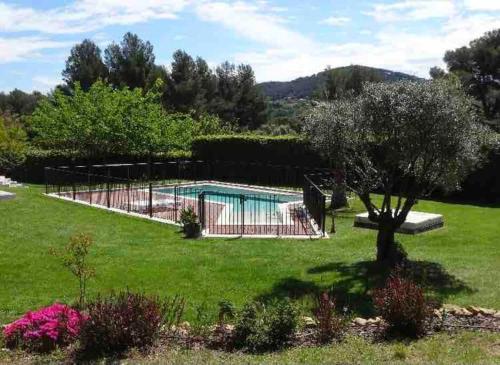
top-left (366, 317), bottom-right (381, 325)
top-left (478, 308), bottom-right (496, 316)
top-left (455, 308), bottom-right (473, 317)
top-left (353, 317), bottom-right (367, 326)
top-left (493, 312), bottom-right (500, 319)
top-left (443, 304), bottom-right (462, 314)
top-left (180, 321), bottom-right (191, 329)
top-left (302, 316), bottom-right (317, 327)
top-left (466, 306), bottom-right (481, 315)
top-left (433, 309), bottom-right (443, 319)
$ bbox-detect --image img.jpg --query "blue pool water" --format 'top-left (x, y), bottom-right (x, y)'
top-left (154, 183), bottom-right (302, 223)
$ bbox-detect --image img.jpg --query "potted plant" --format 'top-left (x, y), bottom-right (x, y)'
top-left (179, 206), bottom-right (201, 238)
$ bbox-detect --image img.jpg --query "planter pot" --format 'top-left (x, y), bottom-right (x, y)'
top-left (183, 222), bottom-right (201, 238)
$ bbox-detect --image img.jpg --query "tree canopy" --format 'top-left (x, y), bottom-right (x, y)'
top-left (442, 29), bottom-right (500, 125)
top-left (30, 81), bottom-right (225, 157)
top-left (62, 39), bottom-right (108, 91)
top-left (60, 34), bottom-right (267, 129)
top-left (0, 114), bottom-right (27, 171)
top-left (304, 79), bottom-right (486, 265)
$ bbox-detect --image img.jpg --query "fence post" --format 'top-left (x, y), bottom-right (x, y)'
top-left (149, 183), bottom-right (153, 218)
top-left (321, 195), bottom-right (326, 236)
top-left (127, 181), bottom-right (131, 213)
top-left (72, 179), bottom-right (76, 200)
top-left (240, 195), bottom-right (245, 236)
top-left (198, 192), bottom-right (205, 230)
top-left (44, 167), bottom-right (48, 194)
top-left (106, 174), bottom-right (110, 209)
top-left (174, 185), bottom-right (178, 221)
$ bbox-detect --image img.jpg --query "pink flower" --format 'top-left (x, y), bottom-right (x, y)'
top-left (2, 303), bottom-right (86, 352)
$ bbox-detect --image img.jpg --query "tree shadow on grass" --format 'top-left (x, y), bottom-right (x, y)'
top-left (256, 260), bottom-right (475, 317)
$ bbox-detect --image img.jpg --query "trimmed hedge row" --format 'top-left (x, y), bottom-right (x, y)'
top-left (191, 135), bottom-right (326, 166)
top-left (11, 149), bottom-right (192, 183)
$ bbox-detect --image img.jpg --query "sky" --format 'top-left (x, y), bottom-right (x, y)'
top-left (1, 0), bottom-right (500, 93)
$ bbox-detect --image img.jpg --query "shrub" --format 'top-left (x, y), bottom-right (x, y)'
top-left (78, 291), bottom-right (184, 357)
top-left (179, 206), bottom-right (201, 238)
top-left (313, 292), bottom-right (348, 344)
top-left (2, 303), bottom-right (86, 353)
top-left (192, 134), bottom-right (323, 166)
top-left (373, 273), bottom-right (431, 337)
top-left (233, 300), bottom-right (298, 353)
top-left (49, 233), bottom-right (95, 308)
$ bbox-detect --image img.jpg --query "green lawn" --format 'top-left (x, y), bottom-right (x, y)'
top-left (0, 185), bottom-right (499, 325)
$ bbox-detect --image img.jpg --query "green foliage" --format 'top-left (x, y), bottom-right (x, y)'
top-left (179, 206), bottom-right (201, 238)
top-left (233, 300), bottom-right (298, 353)
top-left (49, 233), bottom-right (95, 308)
top-left (30, 81), bottom-right (224, 158)
top-left (0, 114), bottom-right (27, 171)
top-left (217, 299), bottom-right (236, 325)
top-left (0, 89), bottom-right (44, 116)
top-left (444, 29), bottom-right (500, 124)
top-left (192, 134), bottom-right (322, 165)
top-left (305, 79), bottom-right (487, 263)
top-left (164, 54), bottom-right (267, 129)
top-left (316, 65), bottom-right (383, 100)
top-left (62, 39), bottom-right (108, 91)
top-left (104, 32), bottom-right (156, 90)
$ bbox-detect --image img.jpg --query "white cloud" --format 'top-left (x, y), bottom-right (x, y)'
top-left (194, 1), bottom-right (314, 50)
top-left (463, 0), bottom-right (500, 11)
top-left (0, 0), bottom-right (189, 34)
top-left (0, 36), bottom-right (71, 63)
top-left (235, 9), bottom-right (500, 81)
top-left (320, 16), bottom-right (351, 26)
top-left (366, 1), bottom-right (456, 22)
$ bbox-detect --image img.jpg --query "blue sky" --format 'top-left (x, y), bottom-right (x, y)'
top-left (1, 0), bottom-right (500, 92)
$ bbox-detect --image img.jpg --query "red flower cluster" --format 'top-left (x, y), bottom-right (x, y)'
top-left (3, 303), bottom-right (86, 352)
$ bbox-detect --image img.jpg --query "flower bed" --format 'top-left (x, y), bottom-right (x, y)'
top-left (2, 303), bottom-right (86, 353)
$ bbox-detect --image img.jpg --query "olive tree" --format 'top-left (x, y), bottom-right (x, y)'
top-left (304, 79), bottom-right (486, 265)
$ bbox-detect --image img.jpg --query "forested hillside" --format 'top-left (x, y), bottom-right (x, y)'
top-left (259, 65), bottom-right (421, 100)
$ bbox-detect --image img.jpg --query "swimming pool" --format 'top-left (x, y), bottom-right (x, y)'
top-left (154, 182), bottom-right (303, 226)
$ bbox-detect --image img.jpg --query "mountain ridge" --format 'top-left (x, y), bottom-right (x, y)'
top-left (258, 65), bottom-right (422, 100)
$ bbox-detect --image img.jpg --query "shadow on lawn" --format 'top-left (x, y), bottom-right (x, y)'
top-left (256, 260), bottom-right (475, 317)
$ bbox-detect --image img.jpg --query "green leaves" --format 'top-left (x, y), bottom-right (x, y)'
top-left (30, 81), bottom-right (226, 158)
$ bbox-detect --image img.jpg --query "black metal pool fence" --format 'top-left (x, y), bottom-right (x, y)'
top-left (44, 161), bottom-right (329, 237)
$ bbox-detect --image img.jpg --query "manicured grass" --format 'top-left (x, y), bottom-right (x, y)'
top-left (0, 185), bottom-right (499, 325)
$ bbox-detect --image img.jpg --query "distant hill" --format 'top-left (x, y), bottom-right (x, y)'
top-left (258, 65), bottom-right (422, 100)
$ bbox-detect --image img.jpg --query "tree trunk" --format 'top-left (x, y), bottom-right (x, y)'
top-left (330, 184), bottom-right (347, 209)
top-left (376, 218), bottom-right (405, 266)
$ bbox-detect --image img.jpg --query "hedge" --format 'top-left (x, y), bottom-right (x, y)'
top-left (191, 134), bottom-right (325, 166)
top-left (11, 149), bottom-right (192, 183)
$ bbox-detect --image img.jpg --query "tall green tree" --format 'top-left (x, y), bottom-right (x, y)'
top-left (0, 114), bottom-right (27, 171)
top-left (62, 39), bottom-right (108, 91)
top-left (105, 33), bottom-right (156, 90)
top-left (234, 64), bottom-right (267, 129)
top-left (443, 29), bottom-right (500, 122)
top-left (305, 79), bottom-right (486, 266)
top-left (164, 50), bottom-right (204, 113)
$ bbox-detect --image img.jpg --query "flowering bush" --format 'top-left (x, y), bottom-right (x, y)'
top-left (2, 303), bottom-right (86, 352)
